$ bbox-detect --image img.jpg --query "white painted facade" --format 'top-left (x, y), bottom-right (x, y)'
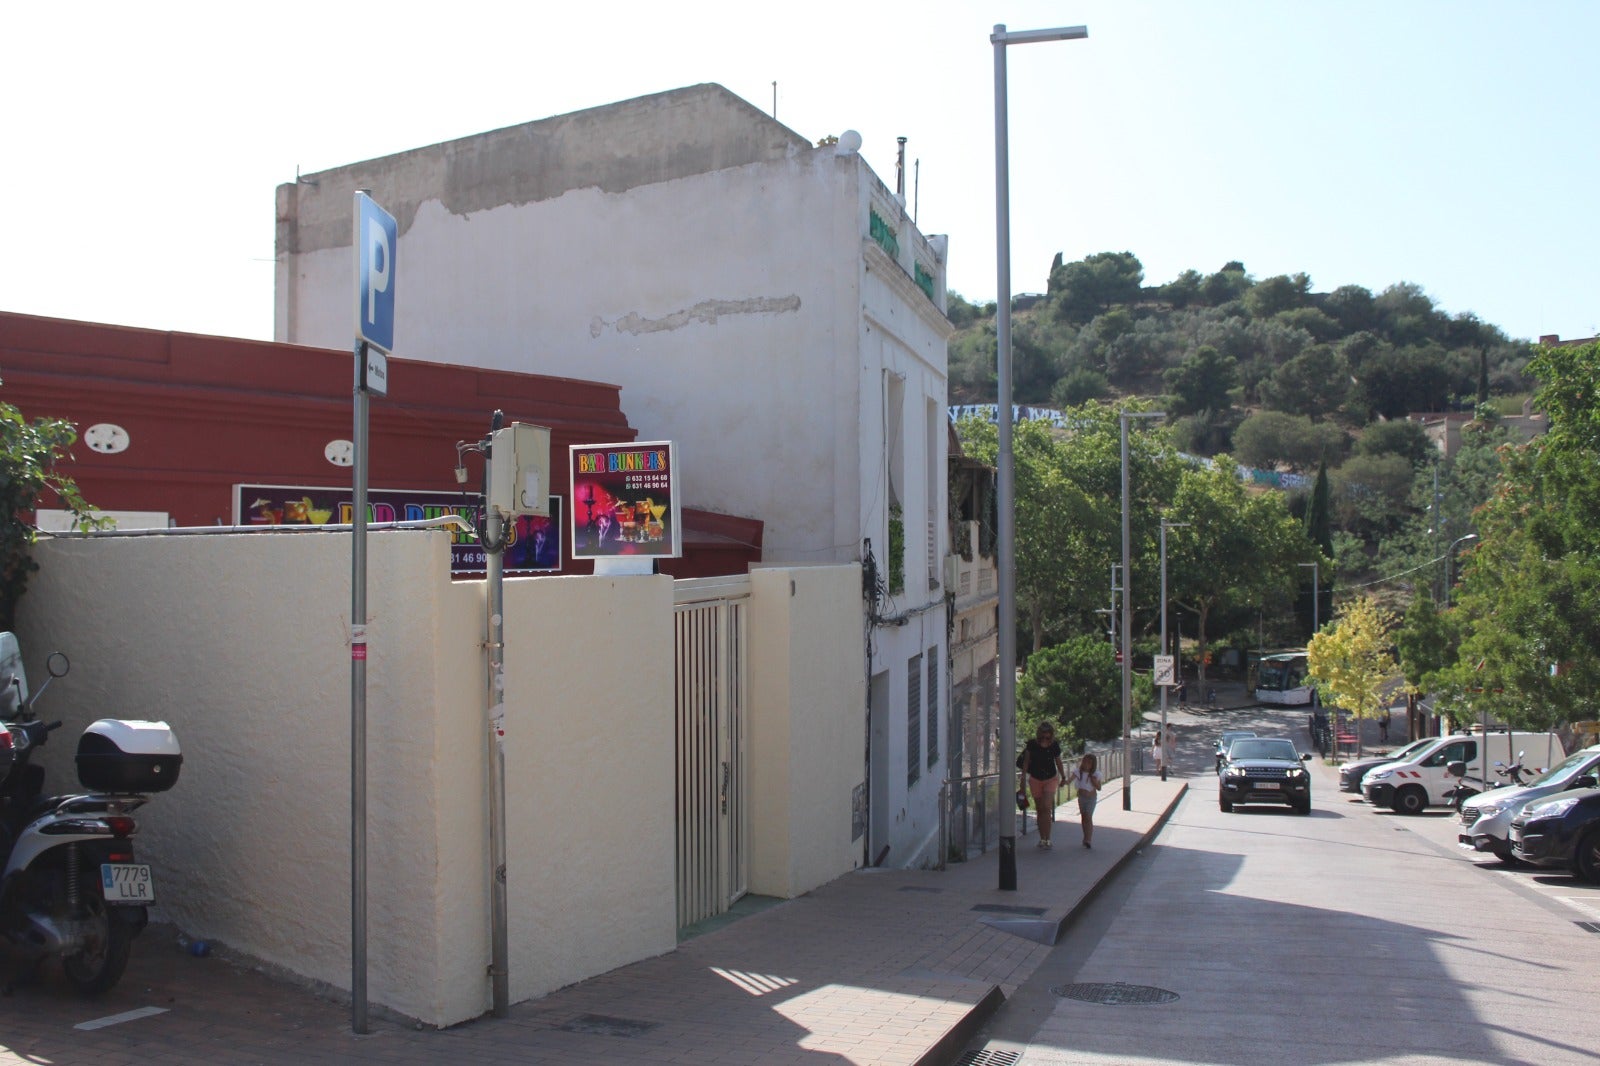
top-left (275, 85), bottom-right (953, 868)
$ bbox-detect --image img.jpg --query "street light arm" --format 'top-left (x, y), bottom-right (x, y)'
top-left (993, 24), bottom-right (1088, 45)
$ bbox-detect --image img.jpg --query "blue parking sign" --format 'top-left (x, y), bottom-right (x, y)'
top-left (354, 192), bottom-right (397, 353)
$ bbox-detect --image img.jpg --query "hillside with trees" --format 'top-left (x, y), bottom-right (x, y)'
top-left (949, 253), bottom-right (1586, 744)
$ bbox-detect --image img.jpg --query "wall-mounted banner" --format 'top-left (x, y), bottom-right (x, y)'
top-left (233, 484), bottom-right (562, 574)
top-left (568, 441), bottom-right (681, 559)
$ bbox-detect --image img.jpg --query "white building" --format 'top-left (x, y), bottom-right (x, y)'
top-left (275, 84), bottom-right (954, 868)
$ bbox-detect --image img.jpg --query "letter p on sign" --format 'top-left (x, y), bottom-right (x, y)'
top-left (354, 192), bottom-right (398, 353)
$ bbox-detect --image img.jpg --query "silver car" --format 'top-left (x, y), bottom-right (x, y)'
top-left (1458, 744), bottom-right (1600, 861)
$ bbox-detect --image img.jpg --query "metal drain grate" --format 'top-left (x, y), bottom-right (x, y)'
top-left (953, 1049), bottom-right (1022, 1066)
top-left (1053, 981), bottom-right (1180, 1006)
top-left (557, 1013), bottom-right (660, 1038)
top-left (971, 903), bottom-right (1046, 916)
top-left (1576, 921), bottom-right (1600, 934)
top-left (899, 885), bottom-right (942, 893)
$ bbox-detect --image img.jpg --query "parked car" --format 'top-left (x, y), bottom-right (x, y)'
top-left (1362, 731), bottom-right (1566, 814)
top-left (1459, 744), bottom-right (1600, 861)
top-left (1338, 737), bottom-right (1435, 794)
top-left (1508, 787), bottom-right (1600, 882)
top-left (1214, 731), bottom-right (1257, 772)
top-left (1219, 737), bottom-right (1312, 814)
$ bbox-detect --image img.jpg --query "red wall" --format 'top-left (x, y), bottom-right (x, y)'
top-left (0, 312), bottom-right (759, 578)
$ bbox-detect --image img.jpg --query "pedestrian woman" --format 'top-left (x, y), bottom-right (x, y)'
top-left (1073, 753), bottom-right (1103, 848)
top-left (1017, 722), bottom-right (1066, 849)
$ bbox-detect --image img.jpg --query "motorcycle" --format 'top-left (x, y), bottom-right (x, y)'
top-left (1493, 753), bottom-right (1535, 788)
top-left (1, 634), bottom-right (182, 995)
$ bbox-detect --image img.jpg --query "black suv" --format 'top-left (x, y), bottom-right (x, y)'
top-left (1509, 786), bottom-right (1600, 882)
top-left (1220, 737), bottom-right (1313, 814)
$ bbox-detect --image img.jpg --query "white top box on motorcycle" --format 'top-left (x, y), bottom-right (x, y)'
top-left (76, 719), bottom-right (182, 793)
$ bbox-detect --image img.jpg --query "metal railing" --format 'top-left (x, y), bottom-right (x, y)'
top-left (937, 742), bottom-right (1135, 869)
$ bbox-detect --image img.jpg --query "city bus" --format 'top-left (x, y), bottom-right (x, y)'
top-left (1254, 651), bottom-right (1315, 706)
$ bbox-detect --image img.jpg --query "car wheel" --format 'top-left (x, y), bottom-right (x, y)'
top-left (1492, 842), bottom-right (1521, 866)
top-left (1294, 800), bottom-right (1311, 815)
top-left (1392, 786), bottom-right (1427, 815)
top-left (1576, 830), bottom-right (1600, 883)
top-left (1219, 798), bottom-right (1233, 813)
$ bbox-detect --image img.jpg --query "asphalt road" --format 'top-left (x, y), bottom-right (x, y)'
top-left (964, 704), bottom-right (1600, 1066)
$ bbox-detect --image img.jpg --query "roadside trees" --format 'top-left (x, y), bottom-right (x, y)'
top-left (1, 399), bottom-right (101, 630)
top-left (1308, 595), bottom-right (1398, 758)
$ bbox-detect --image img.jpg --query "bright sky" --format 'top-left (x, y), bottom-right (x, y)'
top-left (4, 1), bottom-right (1596, 345)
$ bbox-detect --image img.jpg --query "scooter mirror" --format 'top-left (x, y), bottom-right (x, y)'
top-left (46, 651), bottom-right (69, 679)
top-left (1446, 760), bottom-right (1467, 778)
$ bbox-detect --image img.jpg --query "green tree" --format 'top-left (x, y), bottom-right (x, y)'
top-left (1258, 345), bottom-right (1350, 421)
top-left (1163, 345), bottom-right (1237, 417)
top-left (1306, 595), bottom-right (1398, 757)
top-left (1050, 252), bottom-right (1145, 326)
top-left (1, 399), bottom-right (102, 629)
top-left (1355, 419), bottom-right (1431, 466)
top-left (1017, 635), bottom-right (1152, 752)
top-left (1233, 411), bottom-right (1346, 471)
top-left (1165, 459), bottom-right (1317, 680)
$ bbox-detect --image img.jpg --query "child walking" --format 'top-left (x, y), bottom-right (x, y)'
top-left (1073, 753), bottom-right (1103, 848)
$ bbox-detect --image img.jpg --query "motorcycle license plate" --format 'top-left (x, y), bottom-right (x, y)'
top-left (1256, 781), bottom-right (1280, 790)
top-left (101, 863), bottom-right (155, 904)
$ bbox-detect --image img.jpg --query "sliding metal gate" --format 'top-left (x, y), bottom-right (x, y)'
top-left (673, 577), bottom-right (750, 930)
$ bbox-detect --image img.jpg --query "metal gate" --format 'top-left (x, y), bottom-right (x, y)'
top-left (673, 577), bottom-right (750, 930)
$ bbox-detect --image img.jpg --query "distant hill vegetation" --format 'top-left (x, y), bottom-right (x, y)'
top-left (947, 252), bottom-right (1530, 464)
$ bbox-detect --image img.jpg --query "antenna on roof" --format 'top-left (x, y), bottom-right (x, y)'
top-left (896, 137), bottom-right (907, 198)
top-left (772, 81), bottom-right (777, 120)
top-left (914, 158), bottom-right (920, 225)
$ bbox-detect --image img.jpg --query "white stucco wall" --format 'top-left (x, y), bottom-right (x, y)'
top-left (746, 565), bottom-right (865, 896)
top-left (283, 149), bottom-right (860, 566)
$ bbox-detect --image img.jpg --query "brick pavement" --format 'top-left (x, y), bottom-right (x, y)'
top-left (0, 777), bottom-right (1185, 1066)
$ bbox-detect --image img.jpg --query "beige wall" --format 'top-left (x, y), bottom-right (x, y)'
top-left (18, 532), bottom-right (860, 1025)
top-left (20, 530), bottom-right (675, 1026)
top-left (746, 566), bottom-right (866, 895)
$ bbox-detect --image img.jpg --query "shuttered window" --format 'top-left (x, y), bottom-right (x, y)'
top-left (907, 653), bottom-right (922, 786)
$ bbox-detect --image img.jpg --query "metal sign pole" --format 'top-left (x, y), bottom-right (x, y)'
top-left (484, 417), bottom-right (510, 1017)
top-left (351, 338), bottom-right (370, 1035)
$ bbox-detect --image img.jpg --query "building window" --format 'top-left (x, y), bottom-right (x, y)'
top-left (907, 652), bottom-right (922, 787)
top-left (926, 649), bottom-right (939, 769)
top-left (914, 262), bottom-right (936, 300)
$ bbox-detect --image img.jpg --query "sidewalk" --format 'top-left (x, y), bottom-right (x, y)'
top-left (0, 776), bottom-right (1186, 1066)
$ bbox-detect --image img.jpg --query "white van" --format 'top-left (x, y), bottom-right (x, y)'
top-left (1361, 730), bottom-right (1566, 814)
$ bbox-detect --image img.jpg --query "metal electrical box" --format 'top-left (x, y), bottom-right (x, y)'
top-left (487, 423), bottom-right (551, 518)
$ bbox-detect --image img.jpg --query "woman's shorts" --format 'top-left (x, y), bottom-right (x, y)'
top-left (1028, 775), bottom-right (1059, 804)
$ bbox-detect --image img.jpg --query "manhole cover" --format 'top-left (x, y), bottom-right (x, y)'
top-left (557, 1013), bottom-right (660, 1037)
top-left (1053, 981), bottom-right (1179, 1005)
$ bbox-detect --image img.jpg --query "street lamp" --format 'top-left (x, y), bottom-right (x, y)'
top-left (1121, 409), bottom-right (1164, 810)
top-left (1446, 533), bottom-right (1479, 607)
top-left (1159, 519), bottom-right (1189, 782)
top-left (992, 20), bottom-right (1087, 892)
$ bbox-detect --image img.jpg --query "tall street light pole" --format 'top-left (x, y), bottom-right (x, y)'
top-left (1159, 519), bottom-right (1189, 782)
top-left (1120, 409), bottom-right (1164, 810)
top-left (992, 20), bottom-right (1087, 891)
top-left (1446, 533), bottom-right (1479, 607)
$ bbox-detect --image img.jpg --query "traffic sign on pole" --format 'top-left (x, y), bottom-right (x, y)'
top-left (354, 191), bottom-right (397, 355)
